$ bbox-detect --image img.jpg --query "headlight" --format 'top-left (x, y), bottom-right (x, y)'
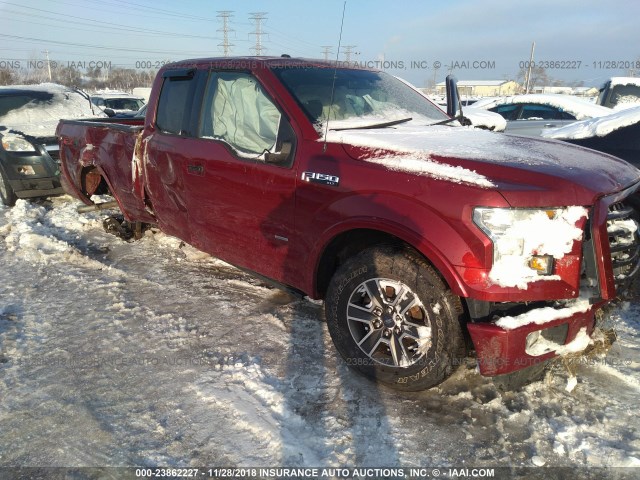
top-left (473, 207), bottom-right (587, 288)
top-left (1, 135), bottom-right (37, 152)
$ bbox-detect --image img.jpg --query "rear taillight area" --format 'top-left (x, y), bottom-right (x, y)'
top-left (607, 201), bottom-right (640, 288)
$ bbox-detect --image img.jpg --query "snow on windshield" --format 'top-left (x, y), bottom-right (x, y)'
top-left (473, 94), bottom-right (612, 120)
top-left (542, 105), bottom-right (640, 140)
top-left (0, 83), bottom-right (97, 137)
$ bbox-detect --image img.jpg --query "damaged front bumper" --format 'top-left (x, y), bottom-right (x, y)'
top-left (466, 301), bottom-right (601, 376)
top-left (467, 183), bottom-right (639, 377)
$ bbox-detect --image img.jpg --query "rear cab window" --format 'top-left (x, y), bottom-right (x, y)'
top-left (155, 69), bottom-right (197, 135)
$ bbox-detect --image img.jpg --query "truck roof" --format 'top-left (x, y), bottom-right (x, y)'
top-left (162, 56), bottom-right (376, 71)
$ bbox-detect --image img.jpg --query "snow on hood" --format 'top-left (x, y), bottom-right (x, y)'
top-left (326, 124), bottom-right (640, 202)
top-left (542, 105), bottom-right (640, 140)
top-left (472, 94), bottom-right (612, 120)
top-left (0, 83), bottom-right (99, 138)
top-left (325, 125), bottom-right (496, 188)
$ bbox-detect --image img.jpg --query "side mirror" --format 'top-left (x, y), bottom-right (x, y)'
top-left (104, 108), bottom-right (116, 117)
top-left (445, 75), bottom-right (472, 126)
top-left (446, 74), bottom-right (461, 118)
top-left (265, 141), bottom-right (292, 164)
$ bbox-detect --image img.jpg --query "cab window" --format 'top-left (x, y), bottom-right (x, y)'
top-left (156, 72), bottom-right (195, 135)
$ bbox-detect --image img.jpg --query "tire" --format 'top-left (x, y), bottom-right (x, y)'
top-left (0, 167), bottom-right (17, 207)
top-left (325, 246), bottom-right (466, 391)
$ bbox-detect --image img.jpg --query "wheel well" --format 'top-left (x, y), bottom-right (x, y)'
top-left (316, 229), bottom-right (409, 298)
top-left (80, 166), bottom-right (109, 197)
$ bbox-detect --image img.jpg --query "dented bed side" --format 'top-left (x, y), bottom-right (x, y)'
top-left (56, 119), bottom-right (155, 223)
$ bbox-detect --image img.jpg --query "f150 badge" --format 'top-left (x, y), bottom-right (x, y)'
top-left (302, 171), bottom-right (340, 187)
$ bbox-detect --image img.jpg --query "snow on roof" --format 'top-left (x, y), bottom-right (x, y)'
top-left (472, 94), bottom-right (612, 120)
top-left (542, 105), bottom-right (640, 140)
top-left (609, 77), bottom-right (640, 87)
top-left (0, 82), bottom-right (98, 137)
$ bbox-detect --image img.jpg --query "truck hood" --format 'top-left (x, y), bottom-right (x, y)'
top-left (330, 124), bottom-right (640, 207)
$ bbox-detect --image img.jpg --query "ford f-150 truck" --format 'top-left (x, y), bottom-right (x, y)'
top-left (56, 57), bottom-right (640, 391)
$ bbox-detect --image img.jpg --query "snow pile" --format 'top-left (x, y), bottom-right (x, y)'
top-left (0, 198), bottom-right (122, 273)
top-left (488, 207), bottom-right (588, 289)
top-left (495, 299), bottom-right (591, 330)
top-left (542, 105), bottom-right (640, 140)
top-left (472, 94), bottom-right (611, 120)
top-left (1, 196), bottom-right (640, 470)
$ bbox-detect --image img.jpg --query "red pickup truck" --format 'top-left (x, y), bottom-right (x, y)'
top-left (56, 57), bottom-right (640, 391)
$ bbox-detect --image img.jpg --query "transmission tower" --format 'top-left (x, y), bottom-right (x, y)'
top-left (249, 12), bottom-right (268, 56)
top-left (217, 11), bottom-right (234, 57)
top-left (321, 46), bottom-right (333, 61)
top-left (343, 45), bottom-right (357, 63)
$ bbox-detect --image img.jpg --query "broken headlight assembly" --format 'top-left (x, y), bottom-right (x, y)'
top-left (473, 207), bottom-right (565, 276)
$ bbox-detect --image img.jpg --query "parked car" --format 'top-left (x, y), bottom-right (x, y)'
top-left (90, 91), bottom-right (145, 116)
top-left (542, 105), bottom-right (640, 169)
top-left (0, 83), bottom-right (100, 206)
top-left (57, 57), bottom-right (640, 392)
top-left (596, 77), bottom-right (640, 110)
top-left (472, 94), bottom-right (611, 136)
top-left (108, 104), bottom-right (147, 119)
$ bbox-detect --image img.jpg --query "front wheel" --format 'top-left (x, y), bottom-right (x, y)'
top-left (325, 246), bottom-right (466, 391)
top-left (0, 167), bottom-right (17, 207)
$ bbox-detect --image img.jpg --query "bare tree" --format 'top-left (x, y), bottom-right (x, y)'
top-left (516, 65), bottom-right (549, 93)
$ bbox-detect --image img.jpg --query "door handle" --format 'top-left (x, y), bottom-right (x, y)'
top-left (187, 164), bottom-right (204, 175)
top-left (543, 123), bottom-right (557, 128)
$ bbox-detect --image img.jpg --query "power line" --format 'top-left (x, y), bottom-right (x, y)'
top-left (0, 33), bottom-right (213, 56)
top-left (249, 12), bottom-right (268, 56)
top-left (217, 11), bottom-right (234, 57)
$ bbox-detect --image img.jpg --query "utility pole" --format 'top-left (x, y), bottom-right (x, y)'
top-left (524, 41), bottom-right (535, 94)
top-left (343, 45), bottom-right (357, 63)
top-left (217, 11), bottom-right (234, 57)
top-left (42, 50), bottom-right (52, 81)
top-left (249, 12), bottom-right (268, 56)
top-left (321, 46), bottom-right (333, 61)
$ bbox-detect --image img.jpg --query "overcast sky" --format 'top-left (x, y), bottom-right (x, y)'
top-left (0, 0), bottom-right (638, 87)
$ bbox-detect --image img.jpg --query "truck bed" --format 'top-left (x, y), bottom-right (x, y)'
top-left (56, 117), bottom-right (154, 223)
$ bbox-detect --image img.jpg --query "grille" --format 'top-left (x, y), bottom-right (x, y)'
top-left (607, 202), bottom-right (640, 287)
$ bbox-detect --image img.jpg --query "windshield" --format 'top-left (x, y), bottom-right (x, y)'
top-left (609, 84), bottom-right (640, 107)
top-left (103, 98), bottom-right (145, 111)
top-left (271, 66), bottom-right (447, 130)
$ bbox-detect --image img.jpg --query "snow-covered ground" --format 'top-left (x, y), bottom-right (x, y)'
top-left (1, 197), bottom-right (639, 473)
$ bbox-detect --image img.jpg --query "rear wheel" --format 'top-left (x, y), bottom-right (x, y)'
top-left (0, 167), bottom-right (17, 207)
top-left (325, 246), bottom-right (466, 391)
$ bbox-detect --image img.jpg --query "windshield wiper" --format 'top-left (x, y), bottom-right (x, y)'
top-left (330, 117), bottom-right (413, 131)
top-left (428, 114), bottom-right (472, 127)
